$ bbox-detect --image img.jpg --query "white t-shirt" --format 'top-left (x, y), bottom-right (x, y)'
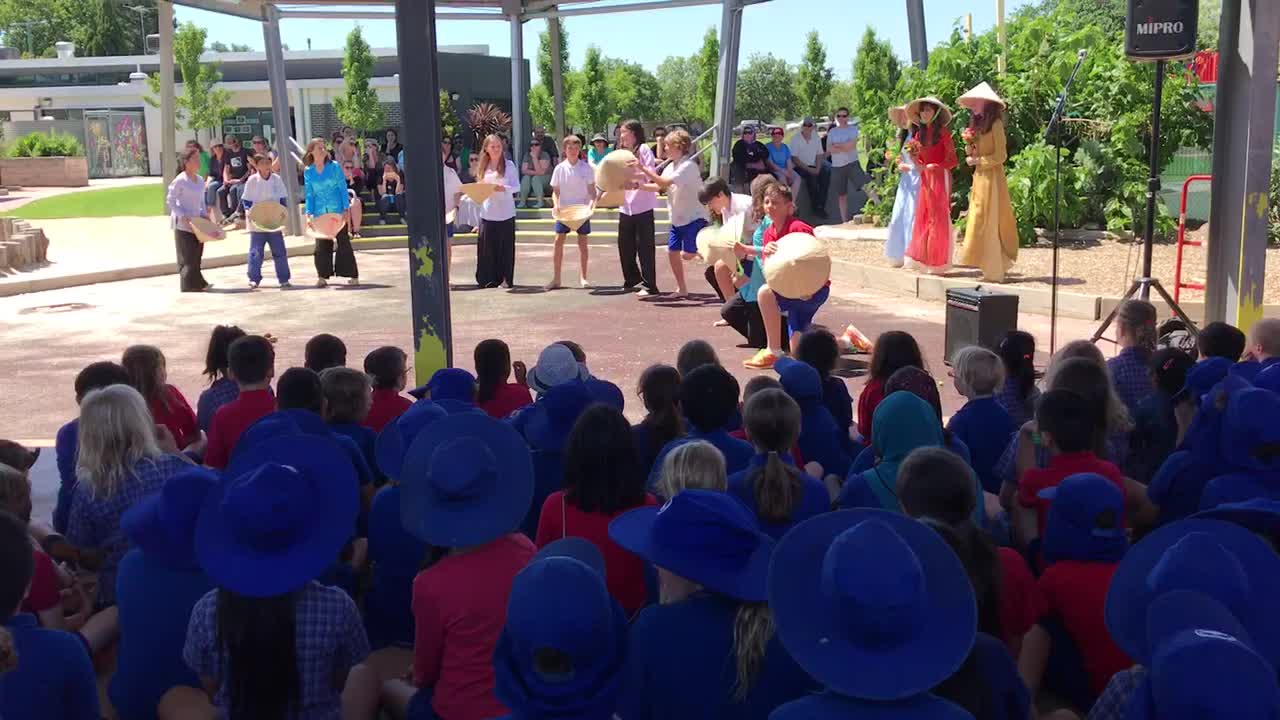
top-left (723, 192), bottom-right (758, 242)
top-left (443, 165), bottom-right (462, 214)
top-left (827, 124), bottom-right (859, 168)
top-left (789, 131), bottom-right (824, 167)
top-left (550, 158), bottom-right (595, 208)
top-left (481, 160), bottom-right (521, 222)
top-left (662, 157), bottom-right (709, 228)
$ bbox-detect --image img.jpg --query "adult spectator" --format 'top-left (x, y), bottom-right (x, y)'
top-left (382, 128), bottom-right (404, 161)
top-left (588, 133), bottom-right (610, 167)
top-left (249, 136), bottom-right (281, 174)
top-left (731, 125), bottom-right (770, 189)
top-left (219, 136), bottom-right (252, 225)
top-left (826, 107), bottom-right (863, 222)
top-left (652, 125), bottom-right (668, 164)
top-left (789, 117), bottom-right (829, 217)
top-left (533, 127), bottom-right (559, 164)
top-left (362, 139), bottom-right (383, 196)
top-left (764, 126), bottom-right (801, 201)
top-left (517, 138), bottom-right (553, 209)
top-left (205, 142), bottom-right (227, 221)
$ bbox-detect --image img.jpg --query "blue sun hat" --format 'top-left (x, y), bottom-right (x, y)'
top-left (1173, 357), bottom-right (1232, 404)
top-left (586, 377), bottom-right (625, 411)
top-left (527, 343), bottom-right (590, 396)
top-left (1220, 386), bottom-right (1280, 471)
top-left (523, 379), bottom-right (596, 452)
top-left (375, 400), bottom-right (449, 479)
top-left (1105, 518), bottom-right (1280, 667)
top-left (399, 412), bottom-right (534, 547)
top-left (774, 357), bottom-right (823, 402)
top-left (1037, 473), bottom-right (1128, 566)
top-left (1255, 363), bottom-right (1280, 394)
top-left (1195, 498), bottom-right (1280, 536)
top-left (121, 466), bottom-right (220, 570)
top-left (494, 537), bottom-right (628, 720)
top-left (609, 489), bottom-right (775, 602)
top-left (196, 434), bottom-right (359, 597)
top-left (768, 509), bottom-right (976, 701)
top-left (408, 367), bottom-right (478, 407)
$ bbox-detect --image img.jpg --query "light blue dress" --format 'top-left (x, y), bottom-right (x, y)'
top-left (884, 150), bottom-right (921, 264)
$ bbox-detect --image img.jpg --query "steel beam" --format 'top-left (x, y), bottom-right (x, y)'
top-left (262, 6), bottom-right (302, 236)
top-left (159, 0), bottom-right (176, 185)
top-left (510, 13), bottom-right (525, 164)
top-left (711, 0), bottom-right (742, 179)
top-left (906, 0), bottom-right (928, 69)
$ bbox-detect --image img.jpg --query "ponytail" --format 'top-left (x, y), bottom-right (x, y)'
top-left (753, 451), bottom-right (801, 525)
top-left (742, 389), bottom-right (803, 525)
top-left (216, 589), bottom-right (301, 720)
top-left (732, 602), bottom-right (774, 699)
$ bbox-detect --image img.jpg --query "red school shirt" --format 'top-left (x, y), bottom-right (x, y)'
top-left (364, 388), bottom-right (414, 433)
top-left (1018, 451), bottom-right (1126, 535)
top-left (412, 533), bottom-right (536, 720)
top-left (478, 382), bottom-right (534, 420)
top-left (22, 549), bottom-right (61, 615)
top-left (203, 388), bottom-right (277, 469)
top-left (1038, 559), bottom-right (1133, 696)
top-left (150, 384), bottom-right (200, 451)
top-left (997, 547), bottom-right (1045, 654)
top-left (534, 491), bottom-right (659, 616)
top-left (856, 377), bottom-right (887, 447)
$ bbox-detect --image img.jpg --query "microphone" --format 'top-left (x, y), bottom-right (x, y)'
top-left (1077, 49), bottom-right (1087, 60)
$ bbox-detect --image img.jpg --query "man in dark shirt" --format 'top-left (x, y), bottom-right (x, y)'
top-left (731, 126), bottom-right (770, 188)
top-left (220, 135), bottom-right (252, 225)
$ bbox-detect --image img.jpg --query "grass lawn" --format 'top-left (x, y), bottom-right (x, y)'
top-left (1, 183), bottom-right (165, 219)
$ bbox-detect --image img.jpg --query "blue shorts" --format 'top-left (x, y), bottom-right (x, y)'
top-left (777, 284), bottom-right (830, 336)
top-left (668, 218), bottom-right (709, 253)
top-left (554, 220), bottom-right (591, 235)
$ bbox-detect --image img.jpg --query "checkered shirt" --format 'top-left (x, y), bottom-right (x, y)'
top-left (1087, 666), bottom-right (1147, 720)
top-left (1107, 347), bottom-right (1154, 416)
top-left (197, 377), bottom-right (240, 432)
top-left (995, 376), bottom-right (1040, 428)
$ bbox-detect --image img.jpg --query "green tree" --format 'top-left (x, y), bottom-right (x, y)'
top-left (80, 0), bottom-right (133, 57)
top-left (603, 58), bottom-right (662, 123)
top-left (1198, 0), bottom-right (1221, 50)
top-left (657, 55), bottom-right (698, 124)
top-left (209, 41), bottom-right (252, 52)
top-left (796, 31), bottom-right (835, 118)
top-left (850, 27), bottom-right (902, 150)
top-left (439, 90), bottom-right (459, 139)
top-left (145, 22), bottom-right (235, 143)
top-left (529, 85), bottom-right (555, 131)
top-left (534, 20), bottom-right (573, 131)
top-left (0, 0), bottom-right (157, 57)
top-left (735, 53), bottom-right (798, 123)
top-left (694, 27), bottom-right (720, 124)
top-left (333, 26), bottom-right (385, 133)
top-left (572, 46), bottom-right (610, 132)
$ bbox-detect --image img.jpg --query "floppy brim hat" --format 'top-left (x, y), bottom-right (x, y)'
top-left (1127, 626), bottom-right (1279, 720)
top-left (887, 105), bottom-right (910, 129)
top-left (1172, 357), bottom-right (1232, 404)
top-left (763, 232), bottom-right (831, 300)
top-left (399, 412), bottom-right (535, 547)
top-left (775, 357), bottom-right (823, 402)
top-left (247, 200), bottom-right (288, 231)
top-left (905, 96), bottom-right (953, 127)
top-left (188, 216), bottom-right (227, 243)
top-left (375, 400), bottom-right (449, 480)
top-left (1106, 518), bottom-right (1280, 667)
top-left (1037, 473), bottom-right (1128, 564)
top-left (586, 378), bottom-right (625, 412)
top-left (524, 380), bottom-right (596, 452)
top-left (460, 182), bottom-right (499, 204)
top-left (590, 134), bottom-right (608, 144)
top-left (957, 81), bottom-right (1006, 112)
top-left (228, 411), bottom-right (314, 470)
top-left (1195, 498), bottom-right (1280, 537)
top-left (696, 215), bottom-right (744, 268)
top-left (556, 204), bottom-right (594, 233)
top-left (768, 509), bottom-right (976, 700)
top-left (308, 212), bottom-right (347, 239)
top-left (1221, 386), bottom-right (1280, 471)
top-left (196, 434), bottom-right (359, 597)
top-left (408, 367), bottom-right (477, 404)
top-left (121, 466), bottom-right (220, 570)
top-left (595, 149), bottom-right (637, 193)
top-left (527, 345), bottom-right (590, 396)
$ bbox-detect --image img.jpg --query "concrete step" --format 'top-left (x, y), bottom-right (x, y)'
top-left (355, 217), bottom-right (671, 237)
top-left (352, 230), bottom-right (666, 249)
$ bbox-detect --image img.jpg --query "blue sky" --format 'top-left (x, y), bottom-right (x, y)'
top-left (177, 0), bottom-right (1037, 85)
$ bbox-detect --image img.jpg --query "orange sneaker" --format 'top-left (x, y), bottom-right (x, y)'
top-left (842, 324), bottom-right (874, 354)
top-left (744, 348), bottom-right (782, 370)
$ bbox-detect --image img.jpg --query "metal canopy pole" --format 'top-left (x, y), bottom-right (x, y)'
top-left (509, 10), bottom-right (526, 165)
top-left (905, 0), bottom-right (928, 70)
top-left (262, 5), bottom-right (301, 237)
top-left (1204, 0), bottom-right (1280, 331)
top-left (711, 0), bottom-right (742, 179)
top-left (548, 15), bottom-right (567, 140)
top-left (396, 0), bottom-right (453, 379)
top-left (159, 0), bottom-right (176, 184)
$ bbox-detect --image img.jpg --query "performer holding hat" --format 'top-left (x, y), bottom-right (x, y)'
top-left (546, 134), bottom-right (598, 290)
top-left (957, 82), bottom-right (1019, 283)
top-left (904, 97), bottom-right (958, 275)
top-left (630, 128), bottom-right (710, 298)
top-left (470, 133), bottom-right (522, 289)
top-left (884, 105), bottom-right (920, 268)
top-left (303, 137), bottom-right (358, 287)
top-left (166, 145), bottom-right (213, 292)
top-left (239, 153), bottom-right (291, 289)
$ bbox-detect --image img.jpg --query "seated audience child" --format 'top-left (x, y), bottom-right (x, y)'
top-left (493, 539), bottom-right (628, 720)
top-left (676, 339), bottom-right (721, 377)
top-left (996, 330), bottom-right (1040, 427)
top-left (948, 345), bottom-right (1017, 495)
top-left (774, 358), bottom-right (852, 478)
top-left (522, 343), bottom-right (590, 403)
top-left (264, 367), bottom-right (375, 490)
top-left (744, 184), bottom-right (827, 370)
top-left (304, 332), bottom-right (347, 373)
top-left (381, 414), bottom-right (537, 720)
top-left (204, 335), bottom-right (276, 469)
top-left (794, 329), bottom-right (854, 435)
top-left (54, 360), bottom-right (131, 534)
top-left (633, 364), bottom-right (684, 473)
top-left (196, 324), bottom-right (247, 432)
top-left (610, 490), bottom-right (817, 719)
top-left (123, 344), bottom-right (202, 454)
top-left (166, 434), bottom-right (373, 719)
top-left (1196, 320), bottom-right (1247, 362)
top-left (67, 384), bottom-right (191, 607)
top-left (1234, 316), bottom-right (1280, 379)
top-left (0, 511), bottom-right (100, 719)
top-left (110, 467), bottom-right (218, 719)
top-left (856, 330), bottom-right (924, 445)
top-left (322, 366), bottom-right (379, 482)
top-left (363, 346), bottom-right (414, 432)
top-left (1020, 473), bottom-right (1131, 712)
top-left (413, 367), bottom-right (479, 411)
top-left (839, 392), bottom-right (944, 511)
top-left (727, 388), bottom-right (830, 539)
top-left (1106, 300), bottom-right (1158, 415)
top-left (649, 365), bottom-right (754, 483)
top-left (767, 507), bottom-right (977, 720)
top-left (658, 440), bottom-right (727, 498)
top-left (535, 405), bottom-right (659, 617)
top-left (1128, 348), bottom-right (1193, 486)
top-left (0, 441), bottom-right (35, 473)
top-left (1198, 386), bottom-right (1280, 509)
top-left (474, 339), bottom-right (533, 420)
top-left (884, 366), bottom-right (974, 468)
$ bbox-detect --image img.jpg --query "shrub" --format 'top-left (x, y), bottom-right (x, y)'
top-left (8, 130), bottom-right (85, 158)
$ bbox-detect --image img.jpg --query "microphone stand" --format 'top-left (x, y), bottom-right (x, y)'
top-left (1044, 49), bottom-right (1087, 355)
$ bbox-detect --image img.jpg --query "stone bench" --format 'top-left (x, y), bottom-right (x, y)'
top-left (0, 218), bottom-right (49, 271)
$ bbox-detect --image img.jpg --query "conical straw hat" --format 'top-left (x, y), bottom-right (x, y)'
top-left (887, 105), bottom-right (910, 130)
top-left (763, 232), bottom-right (831, 299)
top-left (460, 182), bottom-right (499, 205)
top-left (595, 149), bottom-right (637, 192)
top-left (905, 96), bottom-right (953, 127)
top-left (555, 204), bottom-right (594, 233)
top-left (957, 81), bottom-right (1006, 112)
top-left (188, 216), bottom-right (226, 243)
top-left (248, 200), bottom-right (288, 232)
top-left (696, 214), bottom-right (744, 267)
top-left (308, 212), bottom-right (347, 240)
top-left (596, 190), bottom-right (625, 209)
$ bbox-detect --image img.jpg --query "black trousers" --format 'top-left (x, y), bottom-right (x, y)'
top-left (174, 229), bottom-right (208, 292)
top-left (314, 226), bottom-right (358, 279)
top-left (476, 217), bottom-right (516, 287)
top-left (706, 266), bottom-right (788, 350)
top-left (617, 210), bottom-right (657, 292)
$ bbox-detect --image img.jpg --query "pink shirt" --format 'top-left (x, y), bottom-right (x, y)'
top-left (621, 143), bottom-right (658, 216)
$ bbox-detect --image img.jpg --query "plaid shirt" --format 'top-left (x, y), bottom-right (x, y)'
top-left (185, 582), bottom-right (370, 720)
top-left (1107, 347), bottom-right (1153, 416)
top-left (65, 454), bottom-right (190, 606)
top-left (1087, 666), bottom-right (1146, 720)
top-left (196, 377), bottom-right (240, 433)
top-left (995, 376), bottom-right (1040, 428)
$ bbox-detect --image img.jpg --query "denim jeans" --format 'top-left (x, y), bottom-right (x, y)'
top-left (518, 174), bottom-right (548, 207)
top-left (247, 231), bottom-right (291, 285)
top-left (204, 180), bottom-right (223, 213)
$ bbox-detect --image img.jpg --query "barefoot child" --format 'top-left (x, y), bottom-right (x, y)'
top-left (547, 135), bottom-right (597, 289)
top-left (240, 153), bottom-right (291, 289)
top-left (632, 129), bottom-right (709, 298)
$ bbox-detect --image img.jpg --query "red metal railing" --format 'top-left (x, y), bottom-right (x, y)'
top-left (1174, 174), bottom-right (1212, 304)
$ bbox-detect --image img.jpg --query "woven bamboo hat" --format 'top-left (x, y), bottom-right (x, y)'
top-left (248, 201), bottom-right (288, 232)
top-left (906, 96), bottom-right (953, 127)
top-left (696, 214), bottom-right (744, 267)
top-left (763, 232), bottom-right (831, 299)
top-left (887, 105), bottom-right (910, 130)
top-left (595, 149), bottom-right (637, 193)
top-left (460, 182), bottom-right (499, 205)
top-left (308, 213), bottom-right (347, 240)
top-left (188, 216), bottom-right (226, 243)
top-left (556, 204), bottom-right (594, 233)
top-left (596, 190), bottom-right (625, 209)
top-left (957, 82), bottom-right (1006, 112)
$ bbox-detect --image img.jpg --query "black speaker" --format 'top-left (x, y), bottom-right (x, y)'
top-left (944, 288), bottom-right (1019, 365)
top-left (1125, 0), bottom-right (1198, 61)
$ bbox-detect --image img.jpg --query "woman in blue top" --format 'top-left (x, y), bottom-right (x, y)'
top-left (303, 137), bottom-right (357, 287)
top-left (765, 127), bottom-right (801, 202)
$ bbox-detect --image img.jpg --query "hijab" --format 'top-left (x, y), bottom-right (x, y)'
top-left (861, 393), bottom-right (944, 511)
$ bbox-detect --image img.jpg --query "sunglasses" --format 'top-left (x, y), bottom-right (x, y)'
top-left (836, 114), bottom-right (849, 119)
top-left (771, 131), bottom-right (783, 136)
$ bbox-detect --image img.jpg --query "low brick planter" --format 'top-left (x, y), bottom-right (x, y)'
top-left (0, 156), bottom-right (89, 187)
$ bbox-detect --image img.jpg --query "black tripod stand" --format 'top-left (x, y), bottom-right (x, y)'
top-left (1092, 59), bottom-right (1198, 342)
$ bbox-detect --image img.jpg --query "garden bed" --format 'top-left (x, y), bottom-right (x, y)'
top-left (0, 157), bottom-right (89, 187)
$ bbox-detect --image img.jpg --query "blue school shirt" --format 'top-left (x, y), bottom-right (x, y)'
top-left (823, 376), bottom-right (854, 435)
top-left (727, 454), bottom-right (831, 539)
top-left (110, 549), bottom-right (214, 720)
top-left (619, 592), bottom-right (818, 720)
top-left (933, 633), bottom-right (1029, 720)
top-left (53, 418), bottom-right (78, 534)
top-left (330, 422), bottom-right (382, 485)
top-left (365, 485), bottom-right (426, 648)
top-left (648, 430), bottom-right (755, 487)
top-left (1128, 391), bottom-right (1178, 485)
top-left (770, 691), bottom-right (973, 720)
top-left (947, 397), bottom-right (1017, 495)
top-left (0, 614), bottom-right (100, 720)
